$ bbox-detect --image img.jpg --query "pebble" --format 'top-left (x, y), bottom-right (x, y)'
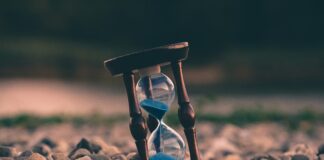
top-left (319, 154), bottom-right (324, 160)
top-left (32, 144), bottom-right (52, 156)
top-left (53, 140), bottom-right (69, 153)
top-left (291, 154), bottom-right (309, 160)
top-left (0, 146), bottom-right (17, 157)
top-left (76, 138), bottom-right (94, 153)
top-left (318, 144), bottom-right (324, 155)
top-left (52, 153), bottom-right (69, 160)
top-left (90, 154), bottom-right (112, 160)
top-left (285, 144), bottom-right (316, 160)
top-left (39, 137), bottom-right (57, 148)
top-left (69, 138), bottom-right (93, 159)
top-left (224, 155), bottom-right (241, 160)
top-left (69, 148), bottom-right (91, 160)
top-left (90, 137), bottom-right (109, 154)
top-left (20, 150), bottom-right (33, 157)
top-left (26, 153), bottom-right (47, 160)
top-left (76, 156), bottom-right (92, 160)
top-left (110, 153), bottom-right (127, 160)
top-left (0, 158), bottom-right (14, 160)
top-left (251, 154), bottom-right (277, 160)
top-left (126, 152), bottom-right (140, 160)
top-left (89, 137), bottom-right (121, 156)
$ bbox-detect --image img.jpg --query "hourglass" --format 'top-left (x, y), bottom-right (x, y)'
top-left (136, 66), bottom-right (185, 159)
top-left (104, 42), bottom-right (201, 160)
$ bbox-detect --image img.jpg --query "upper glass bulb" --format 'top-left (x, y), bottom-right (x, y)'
top-left (136, 67), bottom-right (175, 119)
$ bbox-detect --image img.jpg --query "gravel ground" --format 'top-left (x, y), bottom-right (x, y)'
top-left (0, 122), bottom-right (324, 160)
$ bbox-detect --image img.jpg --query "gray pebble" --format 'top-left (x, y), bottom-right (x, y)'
top-left (0, 157), bottom-right (14, 160)
top-left (0, 146), bottom-right (17, 157)
top-left (76, 139), bottom-right (93, 153)
top-left (110, 154), bottom-right (127, 160)
top-left (52, 153), bottom-right (69, 160)
top-left (75, 156), bottom-right (92, 160)
top-left (90, 154), bottom-right (111, 160)
top-left (19, 150), bottom-right (33, 157)
top-left (90, 137), bottom-right (120, 156)
top-left (26, 153), bottom-right (47, 160)
top-left (40, 137), bottom-right (57, 148)
top-left (126, 152), bottom-right (140, 160)
top-left (69, 148), bottom-right (91, 160)
top-left (319, 155), bottom-right (324, 160)
top-left (33, 144), bottom-right (52, 156)
top-left (291, 154), bottom-right (309, 160)
top-left (318, 144), bottom-right (324, 155)
top-left (69, 138), bottom-right (94, 159)
top-left (251, 154), bottom-right (277, 160)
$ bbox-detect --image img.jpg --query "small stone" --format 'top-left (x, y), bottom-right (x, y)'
top-left (110, 154), bottom-right (127, 160)
top-left (318, 144), bottom-right (324, 155)
top-left (224, 155), bottom-right (241, 160)
top-left (26, 153), bottom-right (47, 160)
top-left (53, 140), bottom-right (69, 153)
top-left (20, 150), bottom-right (33, 157)
top-left (33, 144), bottom-right (52, 156)
top-left (52, 153), bottom-right (69, 160)
top-left (280, 142), bottom-right (290, 152)
top-left (203, 137), bottom-right (240, 160)
top-left (69, 138), bottom-right (94, 158)
top-left (251, 154), bottom-right (277, 160)
top-left (69, 149), bottom-right (91, 160)
top-left (291, 154), bottom-right (309, 160)
top-left (222, 150), bottom-right (234, 157)
top-left (90, 154), bottom-right (111, 160)
top-left (285, 144), bottom-right (316, 160)
top-left (319, 155), bottom-right (324, 160)
top-left (99, 145), bottom-right (121, 157)
top-left (40, 137), bottom-right (57, 148)
top-left (90, 137), bottom-right (106, 153)
top-left (0, 146), bottom-right (17, 157)
top-left (126, 152), bottom-right (140, 160)
top-left (90, 137), bottom-right (121, 155)
top-left (0, 158), bottom-right (14, 160)
top-left (76, 156), bottom-right (92, 160)
top-left (76, 138), bottom-right (93, 153)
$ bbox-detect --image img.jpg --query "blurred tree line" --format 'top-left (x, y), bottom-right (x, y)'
top-left (0, 0), bottom-right (323, 89)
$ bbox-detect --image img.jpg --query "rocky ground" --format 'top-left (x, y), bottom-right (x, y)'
top-left (0, 122), bottom-right (324, 160)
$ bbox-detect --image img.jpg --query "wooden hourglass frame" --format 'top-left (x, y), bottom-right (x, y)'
top-left (104, 42), bottom-right (201, 160)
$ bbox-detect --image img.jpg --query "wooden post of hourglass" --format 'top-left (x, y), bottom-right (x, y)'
top-left (172, 61), bottom-right (201, 160)
top-left (123, 72), bottom-right (149, 160)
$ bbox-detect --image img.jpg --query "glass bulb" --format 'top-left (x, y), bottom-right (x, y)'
top-left (136, 73), bottom-right (175, 117)
top-left (147, 122), bottom-right (186, 160)
top-left (136, 71), bottom-right (186, 160)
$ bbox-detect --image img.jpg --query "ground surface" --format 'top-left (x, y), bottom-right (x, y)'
top-left (0, 122), bottom-right (324, 160)
top-left (1, 79), bottom-right (324, 159)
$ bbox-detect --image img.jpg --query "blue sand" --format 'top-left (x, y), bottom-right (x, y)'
top-left (140, 99), bottom-right (168, 120)
top-left (149, 153), bottom-right (176, 160)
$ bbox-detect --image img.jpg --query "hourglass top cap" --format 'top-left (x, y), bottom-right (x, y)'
top-left (104, 42), bottom-right (189, 77)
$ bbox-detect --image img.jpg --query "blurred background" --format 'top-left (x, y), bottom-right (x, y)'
top-left (0, 0), bottom-right (324, 117)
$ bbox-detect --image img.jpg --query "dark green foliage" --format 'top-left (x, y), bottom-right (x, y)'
top-left (0, 114), bottom-right (127, 129)
top-left (165, 108), bottom-right (324, 130)
top-left (0, 109), bottom-right (323, 130)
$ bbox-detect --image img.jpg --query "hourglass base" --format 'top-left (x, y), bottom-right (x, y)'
top-left (150, 153), bottom-right (176, 160)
